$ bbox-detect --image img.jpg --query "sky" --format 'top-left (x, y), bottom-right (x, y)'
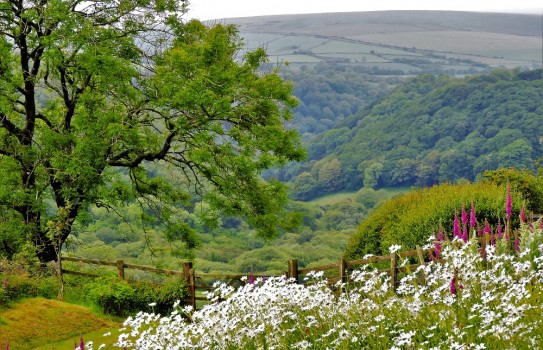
top-left (187, 0), bottom-right (543, 20)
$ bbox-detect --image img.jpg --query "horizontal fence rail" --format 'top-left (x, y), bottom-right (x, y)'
top-left (61, 232), bottom-right (513, 310)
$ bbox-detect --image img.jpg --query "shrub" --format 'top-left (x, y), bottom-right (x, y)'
top-left (86, 277), bottom-right (136, 316)
top-left (0, 258), bottom-right (58, 306)
top-left (345, 181), bottom-right (523, 259)
top-left (482, 167), bottom-right (543, 213)
top-left (85, 276), bottom-right (188, 317)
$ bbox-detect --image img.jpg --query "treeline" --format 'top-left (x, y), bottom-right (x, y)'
top-left (280, 68), bottom-right (542, 200)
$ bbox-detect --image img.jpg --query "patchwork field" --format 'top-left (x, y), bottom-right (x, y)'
top-left (226, 11), bottom-right (542, 72)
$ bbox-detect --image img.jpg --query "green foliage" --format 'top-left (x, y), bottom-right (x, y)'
top-left (345, 181), bottom-right (524, 259)
top-left (284, 69), bottom-right (543, 196)
top-left (85, 276), bottom-right (187, 317)
top-left (0, 258), bottom-right (58, 307)
top-left (0, 1), bottom-right (306, 262)
top-left (482, 167), bottom-right (543, 213)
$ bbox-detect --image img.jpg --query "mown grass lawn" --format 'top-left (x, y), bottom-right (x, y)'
top-left (0, 298), bottom-right (121, 349)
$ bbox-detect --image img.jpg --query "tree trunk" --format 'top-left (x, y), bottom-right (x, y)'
top-left (33, 231), bottom-right (58, 262)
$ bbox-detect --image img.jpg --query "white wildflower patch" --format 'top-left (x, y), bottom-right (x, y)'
top-left (389, 244), bottom-right (402, 254)
top-left (97, 222), bottom-right (543, 349)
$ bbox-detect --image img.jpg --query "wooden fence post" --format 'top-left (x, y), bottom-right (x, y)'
top-left (189, 268), bottom-right (196, 310)
top-left (116, 259), bottom-right (125, 280)
top-left (288, 259), bottom-right (298, 283)
top-left (339, 257), bottom-right (347, 295)
top-left (390, 254), bottom-right (398, 292)
top-left (183, 262), bottom-right (193, 307)
top-left (339, 258), bottom-right (347, 284)
top-left (183, 262), bottom-right (193, 284)
top-left (416, 245), bottom-right (426, 285)
top-left (416, 246), bottom-right (425, 266)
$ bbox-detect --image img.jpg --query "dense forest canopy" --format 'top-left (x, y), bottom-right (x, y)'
top-left (284, 69), bottom-right (543, 200)
top-left (0, 0), bottom-right (305, 262)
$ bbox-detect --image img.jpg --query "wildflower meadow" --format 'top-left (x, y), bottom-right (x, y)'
top-left (85, 193), bottom-right (543, 349)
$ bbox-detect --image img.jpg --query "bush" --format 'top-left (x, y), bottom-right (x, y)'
top-left (482, 167), bottom-right (543, 213)
top-left (86, 276), bottom-right (188, 317)
top-left (0, 258), bottom-right (58, 306)
top-left (345, 181), bottom-right (524, 259)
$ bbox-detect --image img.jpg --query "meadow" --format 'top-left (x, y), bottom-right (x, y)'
top-left (229, 11), bottom-right (542, 71)
top-left (78, 188), bottom-right (543, 349)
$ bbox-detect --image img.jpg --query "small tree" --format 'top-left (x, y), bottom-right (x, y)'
top-left (0, 0), bottom-right (305, 262)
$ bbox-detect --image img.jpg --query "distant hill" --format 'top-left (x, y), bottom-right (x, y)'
top-left (226, 11), bottom-right (542, 71)
top-left (224, 12), bottom-right (543, 200)
top-left (283, 68), bottom-right (543, 200)
top-left (223, 11), bottom-right (543, 145)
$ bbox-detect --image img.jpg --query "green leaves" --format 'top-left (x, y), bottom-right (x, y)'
top-left (0, 0), bottom-right (305, 260)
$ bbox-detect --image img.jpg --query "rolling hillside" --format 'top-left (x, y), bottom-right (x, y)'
top-left (226, 11), bottom-right (542, 72)
top-left (285, 69), bottom-right (543, 199)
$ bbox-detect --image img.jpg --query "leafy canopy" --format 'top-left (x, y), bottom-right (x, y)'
top-left (0, 0), bottom-right (305, 261)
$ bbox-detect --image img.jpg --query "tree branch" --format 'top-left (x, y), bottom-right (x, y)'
top-left (0, 112), bottom-right (23, 141)
top-left (107, 131), bottom-right (177, 168)
top-left (35, 113), bottom-right (55, 129)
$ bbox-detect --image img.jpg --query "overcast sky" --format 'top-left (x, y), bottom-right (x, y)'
top-left (187, 0), bottom-right (543, 20)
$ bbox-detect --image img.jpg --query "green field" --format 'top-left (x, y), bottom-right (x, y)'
top-left (0, 298), bottom-right (121, 349)
top-left (226, 11), bottom-right (542, 74)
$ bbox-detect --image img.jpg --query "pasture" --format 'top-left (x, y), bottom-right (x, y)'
top-left (226, 11), bottom-right (542, 72)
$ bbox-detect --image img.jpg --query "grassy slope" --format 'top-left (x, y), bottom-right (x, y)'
top-left (226, 11), bottom-right (542, 70)
top-left (308, 187), bottom-right (410, 206)
top-left (0, 298), bottom-right (121, 349)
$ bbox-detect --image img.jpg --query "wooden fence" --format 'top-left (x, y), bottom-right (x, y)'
top-left (62, 230), bottom-right (520, 310)
top-left (62, 244), bottom-right (435, 310)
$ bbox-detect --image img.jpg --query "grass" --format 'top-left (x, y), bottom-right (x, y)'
top-left (0, 298), bottom-right (121, 349)
top-left (230, 11), bottom-right (542, 73)
top-left (309, 186), bottom-right (410, 206)
top-left (308, 191), bottom-right (359, 206)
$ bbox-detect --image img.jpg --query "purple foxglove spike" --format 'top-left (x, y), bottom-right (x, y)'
top-left (453, 212), bottom-right (461, 239)
top-left (461, 206), bottom-right (468, 226)
top-left (80, 336), bottom-right (84, 350)
top-left (470, 202), bottom-right (476, 228)
top-left (462, 226), bottom-right (468, 243)
top-left (249, 272), bottom-right (255, 284)
top-left (514, 236), bottom-right (520, 253)
top-left (506, 185), bottom-right (512, 222)
top-left (438, 225), bottom-right (445, 241)
top-left (450, 276), bottom-right (457, 295)
top-left (5, 341), bottom-right (8, 350)
top-left (484, 220), bottom-right (491, 235)
top-left (477, 225), bottom-right (483, 237)
top-left (434, 242), bottom-right (442, 259)
top-left (520, 207), bottom-right (526, 223)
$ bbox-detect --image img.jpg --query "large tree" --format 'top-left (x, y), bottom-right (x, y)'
top-left (0, 0), bottom-right (305, 262)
